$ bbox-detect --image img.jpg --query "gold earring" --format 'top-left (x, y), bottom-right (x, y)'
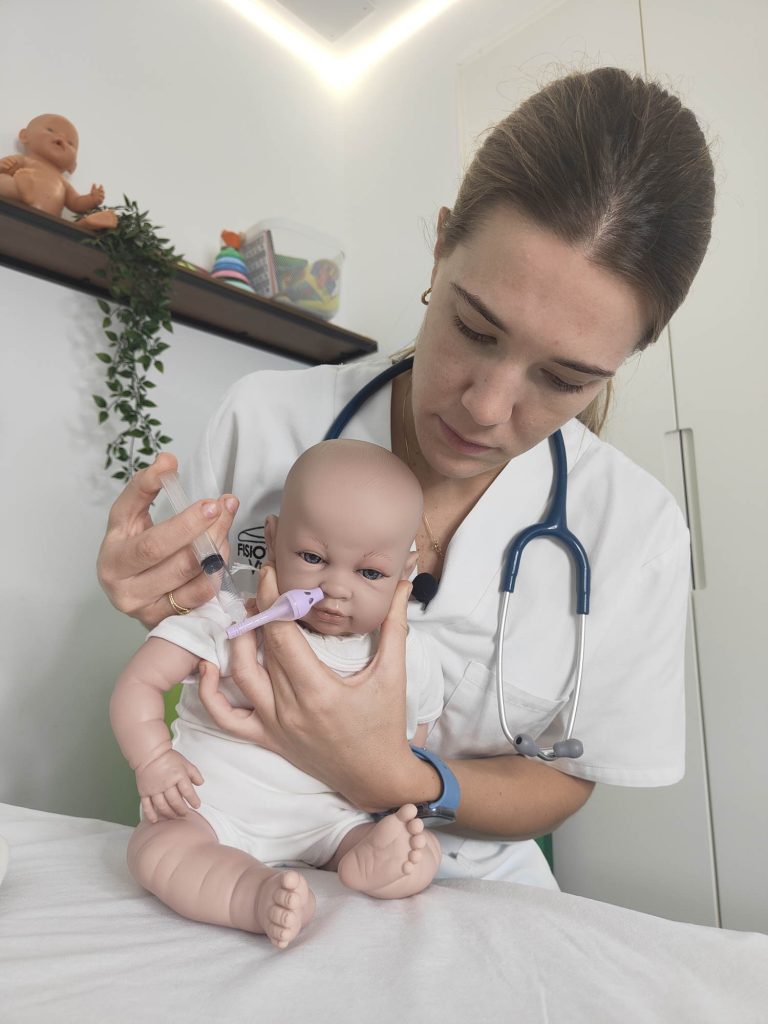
top-left (420, 287), bottom-right (432, 306)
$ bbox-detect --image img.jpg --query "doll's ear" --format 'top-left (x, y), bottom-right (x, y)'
top-left (264, 514), bottom-right (278, 562)
top-left (403, 549), bottom-right (419, 579)
top-left (17, 128), bottom-right (28, 147)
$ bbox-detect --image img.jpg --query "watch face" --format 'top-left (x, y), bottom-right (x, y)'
top-left (415, 807), bottom-right (456, 828)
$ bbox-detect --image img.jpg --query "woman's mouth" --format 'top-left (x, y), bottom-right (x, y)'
top-left (438, 417), bottom-right (494, 455)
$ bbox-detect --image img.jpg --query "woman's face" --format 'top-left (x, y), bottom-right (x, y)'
top-left (411, 204), bottom-right (648, 481)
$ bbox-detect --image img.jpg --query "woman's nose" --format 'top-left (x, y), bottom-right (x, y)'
top-left (461, 369), bottom-right (520, 427)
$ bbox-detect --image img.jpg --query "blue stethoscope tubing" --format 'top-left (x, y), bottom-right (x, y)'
top-left (325, 357), bottom-right (590, 761)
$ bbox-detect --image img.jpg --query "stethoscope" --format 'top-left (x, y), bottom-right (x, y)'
top-left (325, 357), bottom-right (589, 762)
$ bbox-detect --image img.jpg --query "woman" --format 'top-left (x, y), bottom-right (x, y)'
top-left (97, 68), bottom-right (715, 889)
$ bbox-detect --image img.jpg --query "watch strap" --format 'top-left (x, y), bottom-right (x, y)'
top-left (372, 746), bottom-right (461, 826)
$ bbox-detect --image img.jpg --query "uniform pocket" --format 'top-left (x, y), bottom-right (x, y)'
top-left (428, 660), bottom-right (567, 759)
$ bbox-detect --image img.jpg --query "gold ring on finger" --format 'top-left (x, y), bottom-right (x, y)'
top-left (167, 591), bottom-right (191, 616)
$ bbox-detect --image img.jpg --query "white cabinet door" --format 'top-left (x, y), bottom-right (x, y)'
top-left (641, 0), bottom-right (768, 933)
top-left (458, 0), bottom-right (719, 924)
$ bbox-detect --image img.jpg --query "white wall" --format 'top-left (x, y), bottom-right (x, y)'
top-left (0, 269), bottom-right (297, 825)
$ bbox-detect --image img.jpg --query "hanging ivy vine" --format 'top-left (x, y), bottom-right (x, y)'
top-left (83, 197), bottom-right (180, 481)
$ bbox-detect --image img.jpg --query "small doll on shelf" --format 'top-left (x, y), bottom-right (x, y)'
top-left (0, 113), bottom-right (117, 229)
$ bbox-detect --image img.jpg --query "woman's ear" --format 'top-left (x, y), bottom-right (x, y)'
top-left (264, 514), bottom-right (279, 563)
top-left (433, 206), bottom-right (451, 262)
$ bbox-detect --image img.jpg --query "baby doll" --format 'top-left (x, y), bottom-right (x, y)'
top-left (0, 113), bottom-right (117, 228)
top-left (110, 440), bottom-right (444, 949)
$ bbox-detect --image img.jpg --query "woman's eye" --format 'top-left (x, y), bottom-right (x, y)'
top-left (299, 551), bottom-right (323, 564)
top-left (542, 371), bottom-right (586, 395)
top-left (359, 568), bottom-right (384, 581)
top-left (453, 315), bottom-right (495, 345)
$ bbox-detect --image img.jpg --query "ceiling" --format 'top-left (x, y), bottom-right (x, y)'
top-left (269, 0), bottom-right (449, 46)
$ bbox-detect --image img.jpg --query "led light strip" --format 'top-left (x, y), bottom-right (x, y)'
top-left (218, 0), bottom-right (460, 92)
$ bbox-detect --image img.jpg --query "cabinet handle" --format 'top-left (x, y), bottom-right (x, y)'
top-left (665, 427), bottom-right (706, 590)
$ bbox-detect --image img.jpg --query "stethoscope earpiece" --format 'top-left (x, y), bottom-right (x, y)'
top-left (515, 733), bottom-right (584, 761)
top-left (514, 734), bottom-right (541, 758)
top-left (552, 738), bottom-right (584, 759)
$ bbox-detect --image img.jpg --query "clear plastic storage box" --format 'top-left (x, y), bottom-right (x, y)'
top-left (241, 218), bottom-right (344, 321)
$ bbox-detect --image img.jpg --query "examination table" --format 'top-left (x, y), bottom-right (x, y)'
top-left (1, 801), bottom-right (766, 1023)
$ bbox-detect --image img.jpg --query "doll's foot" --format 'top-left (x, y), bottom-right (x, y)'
top-left (255, 869), bottom-right (316, 950)
top-left (77, 209), bottom-right (119, 231)
top-left (338, 804), bottom-right (441, 900)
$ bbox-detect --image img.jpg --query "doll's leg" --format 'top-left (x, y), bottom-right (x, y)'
top-left (128, 811), bottom-right (315, 949)
top-left (8, 168), bottom-right (37, 206)
top-left (325, 804), bottom-right (442, 900)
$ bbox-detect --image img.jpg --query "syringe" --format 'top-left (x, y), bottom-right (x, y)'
top-left (159, 471), bottom-right (247, 625)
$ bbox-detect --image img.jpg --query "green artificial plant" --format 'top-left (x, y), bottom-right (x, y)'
top-left (83, 197), bottom-right (180, 481)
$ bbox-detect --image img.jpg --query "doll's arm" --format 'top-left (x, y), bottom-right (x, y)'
top-left (0, 155), bottom-right (24, 174)
top-left (110, 637), bottom-right (205, 822)
top-left (64, 181), bottom-right (105, 213)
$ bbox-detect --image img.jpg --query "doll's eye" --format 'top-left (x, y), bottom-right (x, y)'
top-left (359, 568), bottom-right (384, 581)
top-left (299, 551), bottom-right (323, 565)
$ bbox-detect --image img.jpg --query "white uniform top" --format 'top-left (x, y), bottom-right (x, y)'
top-left (187, 356), bottom-right (689, 791)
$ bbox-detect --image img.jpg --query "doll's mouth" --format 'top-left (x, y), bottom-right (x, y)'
top-left (314, 606), bottom-right (346, 621)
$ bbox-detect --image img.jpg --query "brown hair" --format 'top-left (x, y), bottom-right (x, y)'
top-left (437, 67), bottom-right (716, 434)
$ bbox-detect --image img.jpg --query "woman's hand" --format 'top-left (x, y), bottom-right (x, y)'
top-left (96, 452), bottom-right (239, 629)
top-left (198, 565), bottom-right (421, 812)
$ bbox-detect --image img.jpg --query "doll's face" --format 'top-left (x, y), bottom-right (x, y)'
top-left (266, 443), bottom-right (421, 637)
top-left (20, 114), bottom-right (79, 172)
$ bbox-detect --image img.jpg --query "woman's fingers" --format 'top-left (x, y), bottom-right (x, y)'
top-left (198, 660), bottom-right (269, 743)
top-left (374, 579), bottom-right (412, 674)
top-left (109, 497), bottom-right (224, 580)
top-left (255, 565), bottom-right (321, 699)
top-left (104, 452), bottom-right (178, 536)
top-left (97, 446), bottom-right (241, 623)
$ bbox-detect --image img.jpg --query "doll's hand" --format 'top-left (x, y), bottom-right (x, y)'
top-left (135, 749), bottom-right (204, 824)
top-left (0, 156), bottom-right (21, 175)
top-left (88, 183), bottom-right (105, 206)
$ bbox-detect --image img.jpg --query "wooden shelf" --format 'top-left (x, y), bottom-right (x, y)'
top-left (0, 197), bottom-right (377, 365)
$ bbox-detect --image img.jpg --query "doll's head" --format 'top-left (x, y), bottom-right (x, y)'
top-left (265, 440), bottom-right (422, 636)
top-left (19, 114), bottom-right (79, 173)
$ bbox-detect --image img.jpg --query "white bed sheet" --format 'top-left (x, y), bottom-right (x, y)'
top-left (1, 802), bottom-right (766, 1024)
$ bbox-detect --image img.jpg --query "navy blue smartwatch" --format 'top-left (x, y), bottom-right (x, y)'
top-left (373, 746), bottom-right (461, 828)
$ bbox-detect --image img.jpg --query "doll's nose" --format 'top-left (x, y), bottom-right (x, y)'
top-left (319, 573), bottom-right (352, 601)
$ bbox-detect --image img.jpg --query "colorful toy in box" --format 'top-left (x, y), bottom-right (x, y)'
top-left (210, 232), bottom-right (255, 292)
top-left (273, 254), bottom-right (341, 320)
